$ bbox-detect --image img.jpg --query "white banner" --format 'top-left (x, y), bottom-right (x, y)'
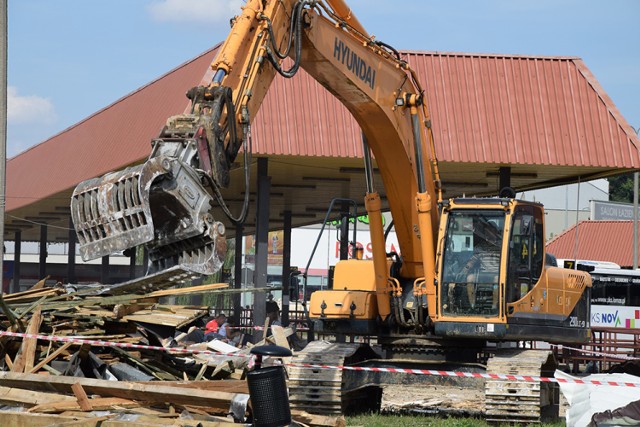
top-left (591, 305), bottom-right (640, 329)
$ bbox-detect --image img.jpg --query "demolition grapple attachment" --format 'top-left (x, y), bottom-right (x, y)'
top-left (71, 135), bottom-right (227, 282)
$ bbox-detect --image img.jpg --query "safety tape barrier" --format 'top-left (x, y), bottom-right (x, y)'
top-left (287, 363), bottom-right (640, 387)
top-left (226, 325), bottom-right (310, 331)
top-left (556, 345), bottom-right (640, 361)
top-left (2, 330), bottom-right (640, 387)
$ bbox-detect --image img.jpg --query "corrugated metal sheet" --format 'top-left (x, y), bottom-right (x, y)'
top-left (7, 49), bottom-right (640, 214)
top-left (251, 51), bottom-right (640, 169)
top-left (251, 65), bottom-right (362, 158)
top-left (405, 52), bottom-right (640, 168)
top-left (546, 220), bottom-right (638, 267)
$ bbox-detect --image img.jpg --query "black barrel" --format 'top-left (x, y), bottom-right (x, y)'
top-left (247, 365), bottom-right (291, 427)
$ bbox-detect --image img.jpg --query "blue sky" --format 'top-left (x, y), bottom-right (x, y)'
top-left (7, 0), bottom-right (640, 158)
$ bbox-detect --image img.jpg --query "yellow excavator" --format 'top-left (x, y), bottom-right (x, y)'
top-left (71, 0), bottom-right (591, 422)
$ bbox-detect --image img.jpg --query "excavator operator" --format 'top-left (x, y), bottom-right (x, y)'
top-left (462, 221), bottom-right (501, 279)
top-left (460, 219), bottom-right (502, 311)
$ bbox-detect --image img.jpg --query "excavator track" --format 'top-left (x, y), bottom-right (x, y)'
top-left (484, 349), bottom-right (559, 424)
top-left (286, 341), bottom-right (381, 415)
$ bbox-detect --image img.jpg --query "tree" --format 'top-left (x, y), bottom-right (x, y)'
top-left (608, 173), bottom-right (635, 203)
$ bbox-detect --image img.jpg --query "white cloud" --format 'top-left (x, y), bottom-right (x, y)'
top-left (7, 86), bottom-right (57, 125)
top-left (148, 0), bottom-right (244, 25)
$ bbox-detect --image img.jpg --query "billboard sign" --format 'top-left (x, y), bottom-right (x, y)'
top-left (591, 200), bottom-right (635, 221)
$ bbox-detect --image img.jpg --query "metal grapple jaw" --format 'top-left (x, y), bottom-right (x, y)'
top-left (71, 138), bottom-right (227, 282)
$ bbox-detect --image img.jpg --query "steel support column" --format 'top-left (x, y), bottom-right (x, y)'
top-left (143, 247), bottom-right (149, 275)
top-left (233, 224), bottom-right (243, 327)
top-left (339, 200), bottom-right (350, 261)
top-left (282, 211), bottom-right (292, 326)
top-left (39, 224), bottom-right (47, 280)
top-left (499, 166), bottom-right (511, 192)
top-left (12, 230), bottom-right (20, 293)
top-left (253, 158), bottom-right (270, 331)
top-left (67, 216), bottom-right (77, 284)
top-left (101, 256), bottom-right (109, 284)
top-left (128, 249), bottom-right (136, 279)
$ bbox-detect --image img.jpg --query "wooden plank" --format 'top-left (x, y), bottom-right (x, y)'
top-left (0, 371), bottom-right (241, 409)
top-left (0, 291), bottom-right (23, 330)
top-left (28, 275), bottom-right (50, 291)
top-left (29, 397), bottom-right (140, 414)
top-left (0, 384), bottom-right (76, 406)
top-left (29, 342), bottom-right (74, 374)
top-left (71, 383), bottom-right (92, 411)
top-left (101, 417), bottom-right (238, 427)
top-left (12, 307), bottom-right (43, 373)
top-left (4, 287), bottom-right (58, 302)
top-left (4, 353), bottom-right (13, 370)
top-left (146, 282), bottom-right (229, 298)
top-left (0, 412), bottom-right (89, 427)
top-left (134, 380), bottom-right (249, 394)
top-left (112, 298), bottom-right (157, 318)
top-left (291, 409), bottom-right (346, 427)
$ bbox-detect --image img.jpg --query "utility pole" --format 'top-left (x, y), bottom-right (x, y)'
top-left (634, 126), bottom-right (640, 269)
top-left (0, 0), bottom-right (8, 283)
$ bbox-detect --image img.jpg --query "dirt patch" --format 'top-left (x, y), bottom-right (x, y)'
top-left (382, 384), bottom-right (484, 416)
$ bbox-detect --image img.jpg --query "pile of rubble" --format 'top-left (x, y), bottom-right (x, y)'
top-left (0, 278), bottom-right (335, 426)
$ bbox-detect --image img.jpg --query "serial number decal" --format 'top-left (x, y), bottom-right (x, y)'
top-left (569, 316), bottom-right (586, 328)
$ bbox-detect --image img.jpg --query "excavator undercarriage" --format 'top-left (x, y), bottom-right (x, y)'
top-left (287, 339), bottom-right (560, 423)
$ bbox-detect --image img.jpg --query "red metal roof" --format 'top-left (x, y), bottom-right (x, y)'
top-left (409, 52), bottom-right (640, 168)
top-left (546, 220), bottom-right (638, 267)
top-left (7, 49), bottom-right (640, 214)
top-left (251, 51), bottom-right (640, 169)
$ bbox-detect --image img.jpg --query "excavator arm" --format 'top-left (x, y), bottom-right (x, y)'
top-left (71, 0), bottom-right (441, 301)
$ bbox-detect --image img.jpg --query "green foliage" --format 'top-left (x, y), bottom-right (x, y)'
top-left (608, 173), bottom-right (635, 203)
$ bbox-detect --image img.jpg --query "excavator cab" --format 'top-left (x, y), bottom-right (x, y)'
top-left (435, 198), bottom-right (591, 343)
top-left (439, 206), bottom-right (506, 318)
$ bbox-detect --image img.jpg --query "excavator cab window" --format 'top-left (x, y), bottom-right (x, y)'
top-left (507, 205), bottom-right (544, 302)
top-left (440, 209), bottom-right (505, 317)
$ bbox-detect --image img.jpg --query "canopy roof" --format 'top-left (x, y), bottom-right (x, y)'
top-left (6, 47), bottom-right (640, 242)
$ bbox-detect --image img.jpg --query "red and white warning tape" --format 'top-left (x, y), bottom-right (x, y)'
top-left (226, 325), bottom-right (309, 331)
top-left (287, 363), bottom-right (640, 387)
top-left (3, 330), bottom-right (640, 387)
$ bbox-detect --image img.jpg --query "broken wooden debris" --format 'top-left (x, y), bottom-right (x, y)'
top-left (0, 281), bottom-right (315, 425)
top-left (0, 371), bottom-right (244, 409)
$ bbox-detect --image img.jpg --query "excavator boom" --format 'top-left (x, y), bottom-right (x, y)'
top-left (71, 0), bottom-right (441, 292)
